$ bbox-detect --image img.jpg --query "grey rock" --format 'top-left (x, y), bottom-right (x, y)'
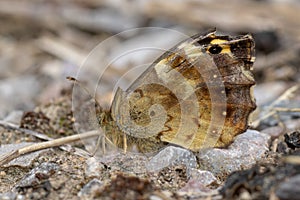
top-left (147, 146), bottom-right (197, 172)
top-left (197, 130), bottom-right (271, 177)
top-left (13, 162), bottom-right (60, 191)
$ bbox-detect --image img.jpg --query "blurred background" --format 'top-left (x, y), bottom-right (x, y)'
top-left (0, 0), bottom-right (299, 120)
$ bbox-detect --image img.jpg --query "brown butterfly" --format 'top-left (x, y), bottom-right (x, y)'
top-left (75, 29), bottom-right (256, 154)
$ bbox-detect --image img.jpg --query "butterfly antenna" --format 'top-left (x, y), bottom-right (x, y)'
top-left (67, 76), bottom-right (119, 155)
top-left (66, 76), bottom-right (103, 113)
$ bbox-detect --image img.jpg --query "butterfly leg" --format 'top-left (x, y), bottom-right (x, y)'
top-left (91, 134), bottom-right (103, 156)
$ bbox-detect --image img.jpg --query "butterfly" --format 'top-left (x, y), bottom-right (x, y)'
top-left (73, 29), bottom-right (256, 154)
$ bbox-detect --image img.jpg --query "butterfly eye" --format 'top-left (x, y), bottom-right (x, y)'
top-left (208, 45), bottom-right (222, 54)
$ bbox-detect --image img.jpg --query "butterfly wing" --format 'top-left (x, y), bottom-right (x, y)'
top-left (111, 30), bottom-right (256, 151)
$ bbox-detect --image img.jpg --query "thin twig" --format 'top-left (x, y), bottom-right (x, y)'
top-left (273, 107), bottom-right (300, 112)
top-left (283, 155), bottom-right (300, 165)
top-left (0, 120), bottom-right (93, 159)
top-left (0, 130), bottom-right (99, 166)
top-left (268, 84), bottom-right (299, 109)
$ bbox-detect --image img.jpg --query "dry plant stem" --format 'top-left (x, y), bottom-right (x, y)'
top-left (253, 107), bottom-right (300, 127)
top-left (0, 130), bottom-right (99, 166)
top-left (268, 84), bottom-right (299, 108)
top-left (283, 155), bottom-right (300, 165)
top-left (271, 138), bottom-right (279, 153)
top-left (273, 108), bottom-right (300, 112)
top-left (0, 120), bottom-right (92, 158)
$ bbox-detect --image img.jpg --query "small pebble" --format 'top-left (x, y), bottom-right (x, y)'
top-left (78, 178), bottom-right (103, 199)
top-left (0, 171), bottom-right (6, 176)
top-left (147, 146), bottom-right (197, 172)
top-left (188, 169), bottom-right (218, 186)
top-left (85, 157), bottom-right (105, 178)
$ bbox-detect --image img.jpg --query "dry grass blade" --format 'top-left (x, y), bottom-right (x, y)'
top-left (0, 130), bottom-right (99, 166)
top-left (268, 84), bottom-right (300, 108)
top-left (283, 155), bottom-right (300, 165)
